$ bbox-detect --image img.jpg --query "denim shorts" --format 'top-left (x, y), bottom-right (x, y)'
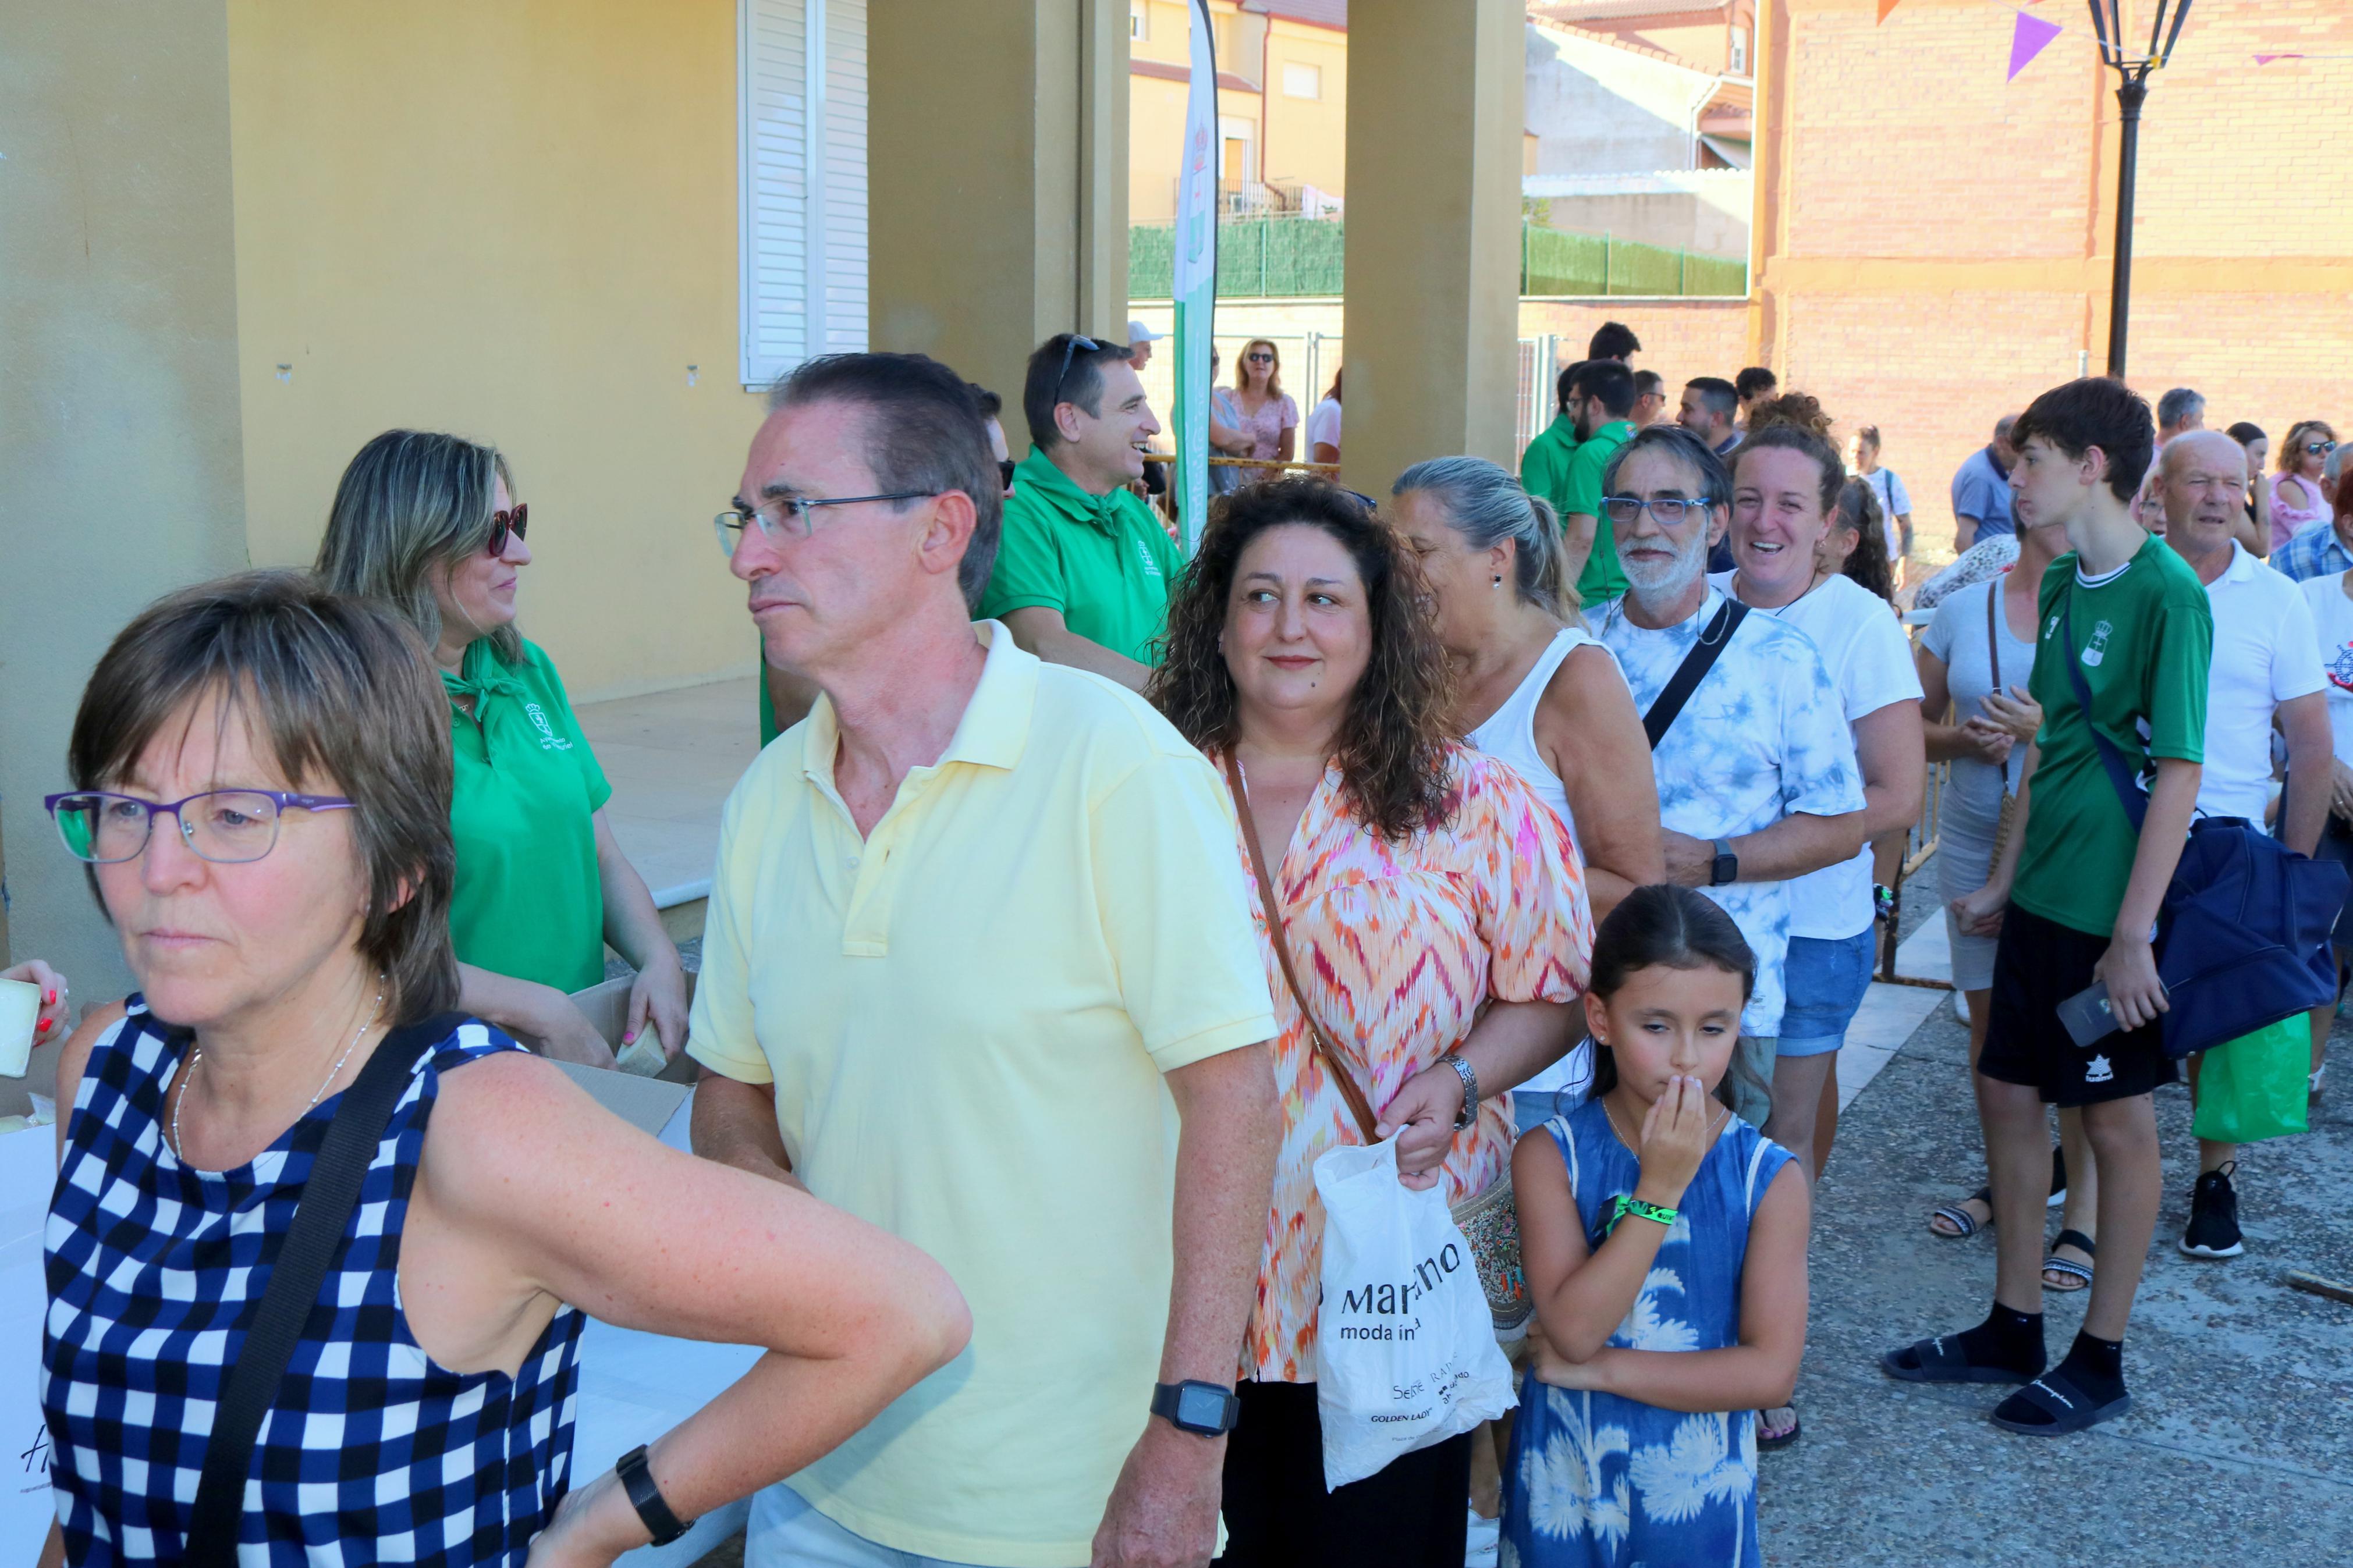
top-left (1776, 927), bottom-right (1876, 1057)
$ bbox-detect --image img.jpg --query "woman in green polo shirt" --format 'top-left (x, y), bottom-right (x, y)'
top-left (316, 429), bottom-right (687, 1066)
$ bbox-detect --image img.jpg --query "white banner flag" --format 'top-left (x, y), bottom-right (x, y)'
top-left (1173, 0), bottom-right (1219, 554)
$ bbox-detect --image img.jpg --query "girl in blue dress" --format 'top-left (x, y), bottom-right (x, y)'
top-left (1503, 886), bottom-right (1811, 1567)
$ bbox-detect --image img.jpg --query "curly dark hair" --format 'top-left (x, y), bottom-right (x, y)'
top-left (1147, 478), bottom-right (1457, 841)
top-left (1834, 478), bottom-right (1896, 602)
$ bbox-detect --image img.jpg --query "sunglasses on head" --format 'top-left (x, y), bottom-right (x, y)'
top-left (487, 504), bottom-right (528, 556)
top-left (1053, 334), bottom-right (1102, 406)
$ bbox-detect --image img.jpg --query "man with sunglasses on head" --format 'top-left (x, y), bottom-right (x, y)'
top-left (1585, 424), bottom-right (1866, 1129)
top-left (975, 332), bottom-right (1177, 692)
top-left (700, 352), bottom-right (1280, 1568)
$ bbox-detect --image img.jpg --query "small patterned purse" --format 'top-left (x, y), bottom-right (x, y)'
top-left (1223, 753), bottom-right (1532, 1342)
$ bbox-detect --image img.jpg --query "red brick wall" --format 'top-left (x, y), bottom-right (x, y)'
top-left (1518, 298), bottom-right (1753, 392)
top-left (1751, 0), bottom-right (2353, 560)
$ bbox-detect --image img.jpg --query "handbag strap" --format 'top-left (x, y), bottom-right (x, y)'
top-left (186, 1011), bottom-right (467, 1564)
top-left (1985, 575), bottom-right (2002, 694)
top-left (1641, 598), bottom-right (1749, 750)
top-left (1222, 751), bottom-right (1380, 1142)
top-left (2059, 592), bottom-right (2149, 835)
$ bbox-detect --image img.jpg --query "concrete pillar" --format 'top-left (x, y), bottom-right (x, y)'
top-left (867, 1), bottom-right (1129, 440)
top-left (1340, 0), bottom-right (1527, 491)
top-left (0, 3), bottom-right (251, 1023)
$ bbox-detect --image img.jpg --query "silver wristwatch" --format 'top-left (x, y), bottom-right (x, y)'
top-left (1440, 1052), bottom-right (1479, 1130)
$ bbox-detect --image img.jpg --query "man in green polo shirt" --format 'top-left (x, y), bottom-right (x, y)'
top-left (978, 333), bottom-right (1179, 691)
top-left (1519, 358), bottom-right (1584, 534)
top-left (1560, 358), bottom-right (1638, 607)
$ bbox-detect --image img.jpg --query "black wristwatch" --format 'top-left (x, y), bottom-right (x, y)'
top-left (616, 1443), bottom-right (693, 1546)
top-left (1151, 1379), bottom-right (1241, 1437)
top-left (1710, 838), bottom-right (1738, 887)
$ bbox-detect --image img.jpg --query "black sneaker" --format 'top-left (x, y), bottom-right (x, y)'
top-left (2179, 1162), bottom-right (2245, 1259)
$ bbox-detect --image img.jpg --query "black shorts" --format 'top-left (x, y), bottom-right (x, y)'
top-left (1981, 903), bottom-right (2178, 1107)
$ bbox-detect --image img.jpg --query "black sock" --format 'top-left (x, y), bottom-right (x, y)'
top-left (2054, 1329), bottom-right (2125, 1403)
top-left (1953, 1302), bottom-right (2046, 1375)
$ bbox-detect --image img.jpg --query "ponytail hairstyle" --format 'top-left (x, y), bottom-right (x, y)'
top-left (1834, 478), bottom-right (1896, 602)
top-left (1584, 884), bottom-right (1757, 1097)
top-left (1736, 392), bottom-right (1847, 517)
top-left (1393, 455), bottom-right (1580, 621)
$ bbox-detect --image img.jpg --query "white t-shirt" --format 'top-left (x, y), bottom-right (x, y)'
top-left (1305, 396), bottom-right (1342, 457)
top-left (2300, 570), bottom-right (2353, 770)
top-left (2196, 541), bottom-right (2323, 820)
top-left (1862, 468), bottom-right (1912, 560)
top-left (1710, 570), bottom-right (1922, 939)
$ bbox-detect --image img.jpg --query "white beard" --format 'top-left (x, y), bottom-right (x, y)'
top-left (1621, 527), bottom-right (1710, 609)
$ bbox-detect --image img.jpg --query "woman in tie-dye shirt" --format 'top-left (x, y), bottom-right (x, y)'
top-left (1149, 479), bottom-right (1594, 1566)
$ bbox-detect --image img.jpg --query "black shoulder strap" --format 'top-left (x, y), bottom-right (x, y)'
top-left (185, 1011), bottom-right (469, 1564)
top-left (1642, 598), bottom-right (1749, 750)
top-left (2059, 592), bottom-right (2149, 834)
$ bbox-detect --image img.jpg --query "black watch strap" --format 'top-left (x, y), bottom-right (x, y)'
top-left (1710, 838), bottom-right (1738, 887)
top-left (617, 1443), bottom-right (693, 1546)
top-left (1151, 1379), bottom-right (1241, 1436)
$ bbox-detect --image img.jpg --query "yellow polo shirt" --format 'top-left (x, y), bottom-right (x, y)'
top-left (686, 622), bottom-right (1277, 1568)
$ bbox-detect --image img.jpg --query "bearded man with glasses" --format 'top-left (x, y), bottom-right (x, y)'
top-left (1587, 425), bottom-right (1867, 1129)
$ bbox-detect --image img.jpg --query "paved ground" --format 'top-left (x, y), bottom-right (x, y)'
top-left (1762, 989), bottom-right (2353, 1566)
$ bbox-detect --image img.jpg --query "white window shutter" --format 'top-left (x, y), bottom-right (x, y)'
top-left (740, 0), bottom-right (868, 387)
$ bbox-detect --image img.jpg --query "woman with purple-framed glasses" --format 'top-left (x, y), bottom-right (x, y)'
top-left (34, 571), bottom-right (968, 1566)
top-left (314, 429), bottom-right (686, 1069)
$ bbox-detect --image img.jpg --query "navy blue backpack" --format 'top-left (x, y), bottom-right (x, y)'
top-left (2061, 598), bottom-right (2348, 1058)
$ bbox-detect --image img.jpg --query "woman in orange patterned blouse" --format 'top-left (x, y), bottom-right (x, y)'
top-left (1149, 479), bottom-right (1595, 1566)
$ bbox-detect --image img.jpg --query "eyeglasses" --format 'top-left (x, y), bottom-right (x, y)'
top-left (714, 491), bottom-right (937, 557)
top-left (488, 504), bottom-right (528, 556)
top-left (1600, 495), bottom-right (1707, 525)
top-left (2306, 440), bottom-right (2338, 457)
top-left (44, 790), bottom-right (354, 865)
top-left (1053, 334), bottom-right (1102, 407)
top-left (999, 458), bottom-right (1018, 491)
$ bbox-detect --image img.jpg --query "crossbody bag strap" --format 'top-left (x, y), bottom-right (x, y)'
top-left (1641, 599), bottom-right (1749, 751)
top-left (1986, 582), bottom-right (2013, 799)
top-left (185, 1012), bottom-right (469, 1565)
top-left (1222, 751), bottom-right (1381, 1142)
top-left (2059, 592), bottom-right (2149, 834)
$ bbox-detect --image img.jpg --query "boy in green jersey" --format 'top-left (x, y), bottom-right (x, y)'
top-left (1883, 378), bottom-right (2212, 1437)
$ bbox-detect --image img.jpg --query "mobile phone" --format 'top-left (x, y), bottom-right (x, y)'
top-left (2057, 982), bottom-right (2121, 1049)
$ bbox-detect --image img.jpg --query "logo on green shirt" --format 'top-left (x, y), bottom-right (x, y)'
top-left (524, 701), bottom-right (574, 752)
top-left (1133, 538), bottom-right (1165, 579)
top-left (2083, 618), bottom-right (2114, 667)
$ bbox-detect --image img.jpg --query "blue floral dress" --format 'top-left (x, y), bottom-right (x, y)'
top-left (1502, 1099), bottom-right (1795, 1568)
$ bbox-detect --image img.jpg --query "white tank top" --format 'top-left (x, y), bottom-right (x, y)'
top-left (1466, 627), bottom-right (1597, 852)
top-left (1465, 626), bottom-right (1610, 1101)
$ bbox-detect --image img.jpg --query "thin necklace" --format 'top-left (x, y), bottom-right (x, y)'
top-left (1602, 1092), bottom-right (1727, 1154)
top-left (1734, 564), bottom-right (1825, 616)
top-left (169, 980), bottom-right (386, 1164)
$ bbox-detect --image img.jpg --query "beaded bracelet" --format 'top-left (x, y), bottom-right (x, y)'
top-left (1604, 1193), bottom-right (1679, 1238)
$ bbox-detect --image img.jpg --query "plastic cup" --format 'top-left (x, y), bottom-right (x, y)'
top-left (0, 977), bottom-right (40, 1078)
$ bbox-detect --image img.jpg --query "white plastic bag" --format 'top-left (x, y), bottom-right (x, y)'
top-left (1311, 1135), bottom-right (1516, 1489)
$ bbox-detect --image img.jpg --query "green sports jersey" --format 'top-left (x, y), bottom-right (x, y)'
top-left (2011, 536), bottom-right (2213, 937)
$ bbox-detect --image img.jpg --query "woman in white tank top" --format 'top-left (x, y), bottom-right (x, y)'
top-left (1392, 458), bottom-right (1665, 1126)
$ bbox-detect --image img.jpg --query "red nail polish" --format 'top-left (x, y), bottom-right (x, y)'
top-left (45, 990), bottom-right (57, 1005)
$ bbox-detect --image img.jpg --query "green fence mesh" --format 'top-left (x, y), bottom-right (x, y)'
top-left (1128, 218), bottom-right (1745, 300)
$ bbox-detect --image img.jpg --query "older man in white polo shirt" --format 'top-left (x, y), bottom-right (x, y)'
top-left (2159, 430), bottom-right (2332, 1262)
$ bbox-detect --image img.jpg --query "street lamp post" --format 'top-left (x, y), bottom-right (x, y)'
top-left (2087, 0), bottom-right (2194, 378)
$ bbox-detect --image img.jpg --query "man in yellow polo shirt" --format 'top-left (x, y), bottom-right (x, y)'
top-left (978, 333), bottom-right (1179, 692)
top-left (694, 351), bottom-right (1280, 1568)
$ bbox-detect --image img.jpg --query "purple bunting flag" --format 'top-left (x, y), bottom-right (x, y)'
top-left (2008, 10), bottom-right (2063, 81)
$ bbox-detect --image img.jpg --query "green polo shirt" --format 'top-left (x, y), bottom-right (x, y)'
top-left (1520, 412), bottom-right (1580, 522)
top-left (1566, 419), bottom-right (1634, 606)
top-left (445, 638), bottom-right (612, 993)
top-left (2013, 538), bottom-right (2213, 938)
top-left (977, 451), bottom-right (1183, 666)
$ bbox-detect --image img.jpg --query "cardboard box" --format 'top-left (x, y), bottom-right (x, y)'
top-left (567, 975), bottom-right (700, 1086)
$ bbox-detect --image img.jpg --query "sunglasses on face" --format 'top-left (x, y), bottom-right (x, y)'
top-left (1245, 351), bottom-right (1274, 364)
top-left (2307, 440), bottom-right (2338, 457)
top-left (488, 504), bottom-right (528, 556)
top-left (999, 458), bottom-right (1018, 490)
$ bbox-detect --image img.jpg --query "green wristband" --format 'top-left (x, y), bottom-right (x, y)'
top-left (1606, 1193), bottom-right (1678, 1236)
